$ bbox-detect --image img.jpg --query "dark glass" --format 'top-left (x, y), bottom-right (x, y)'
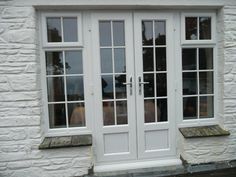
top-left (144, 74), bottom-right (154, 98)
top-left (48, 104), bottom-right (66, 128)
top-left (143, 48), bottom-right (154, 71)
top-left (199, 48), bottom-right (213, 70)
top-left (63, 17), bottom-right (78, 42)
top-left (101, 75), bottom-right (114, 100)
top-left (47, 17), bottom-right (62, 42)
top-left (199, 72), bottom-right (214, 94)
top-left (182, 48), bottom-right (197, 70)
top-left (185, 17), bottom-right (198, 40)
top-left (200, 17), bottom-right (211, 40)
top-left (116, 101), bottom-right (128, 125)
top-left (144, 99), bottom-right (155, 123)
top-left (200, 96), bottom-right (214, 118)
top-left (115, 75), bottom-right (126, 99)
top-left (65, 51), bottom-right (83, 74)
top-left (68, 102), bottom-right (85, 127)
top-left (156, 73), bottom-right (167, 97)
top-left (155, 21), bottom-right (166, 45)
top-left (113, 21), bottom-right (125, 46)
top-left (182, 72), bottom-right (197, 95)
top-left (183, 97), bottom-right (198, 119)
top-left (156, 47), bottom-right (166, 71)
top-left (47, 77), bottom-right (65, 102)
top-left (99, 21), bottom-right (112, 46)
top-left (114, 48), bottom-right (126, 73)
top-left (103, 101), bottom-right (115, 125)
top-left (157, 99), bottom-right (168, 122)
top-left (46, 52), bottom-right (64, 75)
top-left (100, 49), bottom-right (113, 73)
top-left (142, 21), bottom-right (153, 46)
top-left (66, 76), bottom-right (84, 101)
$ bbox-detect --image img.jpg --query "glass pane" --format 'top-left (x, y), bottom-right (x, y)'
top-left (68, 102), bottom-right (85, 127)
top-left (199, 72), bottom-right (214, 94)
top-left (144, 74), bottom-right (154, 98)
top-left (115, 75), bottom-right (126, 99)
top-left (113, 21), bottom-right (125, 46)
top-left (66, 76), bottom-right (84, 101)
top-left (200, 96), bottom-right (214, 118)
top-left (143, 48), bottom-right (154, 71)
top-left (182, 72), bottom-right (197, 95)
top-left (46, 52), bottom-right (64, 75)
top-left (103, 101), bottom-right (115, 125)
top-left (185, 17), bottom-right (198, 40)
top-left (157, 99), bottom-right (167, 122)
top-left (99, 21), bottom-right (112, 46)
top-left (182, 48), bottom-right (197, 70)
top-left (65, 51), bottom-right (83, 74)
top-left (47, 17), bottom-right (62, 42)
top-left (142, 21), bottom-right (153, 46)
top-left (156, 73), bottom-right (167, 97)
top-left (156, 47), bottom-right (166, 71)
top-left (200, 17), bottom-right (211, 40)
top-left (183, 97), bottom-right (198, 119)
top-left (48, 104), bottom-right (66, 128)
top-left (116, 101), bottom-right (128, 125)
top-left (199, 48), bottom-right (213, 70)
top-left (155, 21), bottom-right (166, 45)
top-left (47, 77), bottom-right (65, 102)
top-left (101, 75), bottom-right (114, 100)
top-left (114, 48), bottom-right (126, 73)
top-left (144, 99), bottom-right (155, 123)
top-left (100, 49), bottom-right (113, 73)
top-left (63, 17), bottom-right (78, 42)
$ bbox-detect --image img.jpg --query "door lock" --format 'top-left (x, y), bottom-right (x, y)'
top-left (123, 76), bottom-right (133, 95)
top-left (138, 76), bottom-right (149, 95)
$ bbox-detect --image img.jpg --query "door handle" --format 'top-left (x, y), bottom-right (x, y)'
top-left (138, 76), bottom-right (149, 95)
top-left (123, 76), bottom-right (133, 95)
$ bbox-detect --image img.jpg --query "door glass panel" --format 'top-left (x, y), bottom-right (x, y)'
top-left (142, 21), bottom-right (153, 46)
top-left (156, 73), bottom-right (167, 97)
top-left (183, 97), bottom-right (198, 119)
top-left (68, 102), bottom-right (85, 127)
top-left (99, 21), bottom-right (112, 46)
top-left (182, 48), bottom-right (197, 70)
top-left (101, 49), bottom-right (113, 73)
top-left (185, 17), bottom-right (198, 40)
top-left (199, 48), bottom-right (213, 70)
top-left (199, 72), bottom-right (213, 94)
top-left (63, 17), bottom-right (78, 42)
top-left (182, 72), bottom-right (197, 95)
top-left (65, 51), bottom-right (83, 74)
top-left (144, 99), bottom-right (155, 123)
top-left (101, 75), bottom-right (114, 100)
top-left (200, 96), bottom-right (214, 118)
top-left (47, 17), bottom-right (62, 42)
top-left (48, 104), bottom-right (66, 128)
top-left (155, 21), bottom-right (166, 45)
top-left (144, 74), bottom-right (154, 98)
top-left (46, 51), bottom-right (64, 75)
top-left (157, 99), bottom-right (167, 122)
top-left (199, 17), bottom-right (211, 40)
top-left (113, 21), bottom-right (125, 46)
top-left (116, 101), bottom-right (128, 125)
top-left (66, 76), bottom-right (84, 101)
top-left (103, 101), bottom-right (115, 125)
top-left (115, 75), bottom-right (126, 99)
top-left (114, 48), bottom-right (126, 73)
top-left (156, 47), bottom-right (166, 71)
top-left (143, 48), bottom-right (154, 71)
top-left (47, 77), bottom-right (65, 102)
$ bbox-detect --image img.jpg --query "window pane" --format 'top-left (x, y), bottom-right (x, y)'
top-left (114, 48), bottom-right (126, 73)
top-left (199, 48), bottom-right (213, 70)
top-left (47, 77), bottom-right (65, 102)
top-left (100, 49), bottom-right (113, 73)
top-left (142, 21), bottom-right (153, 46)
top-left (144, 99), bottom-right (155, 123)
top-left (183, 97), bottom-right (198, 119)
top-left (113, 21), bottom-right (125, 46)
top-left (65, 51), bottom-right (83, 74)
top-left (157, 99), bottom-right (167, 122)
top-left (183, 72), bottom-right (197, 95)
top-left (48, 104), bottom-right (66, 128)
top-left (103, 101), bottom-right (115, 125)
top-left (116, 101), bottom-right (128, 125)
top-left (156, 47), bottom-right (166, 71)
top-left (182, 48), bottom-right (197, 70)
top-left (63, 17), bottom-right (78, 42)
top-left (99, 21), bottom-right (112, 46)
top-left (46, 52), bottom-right (64, 75)
top-left (200, 96), bottom-right (214, 118)
top-left (68, 102), bottom-right (85, 127)
top-left (199, 17), bottom-right (211, 40)
top-left (156, 73), bottom-right (167, 97)
top-left (115, 74), bottom-right (126, 99)
top-left (144, 74), bottom-right (154, 98)
top-left (199, 72), bottom-right (214, 94)
top-left (101, 75), bottom-right (114, 100)
top-left (155, 21), bottom-right (166, 45)
top-left (66, 76), bottom-right (84, 101)
top-left (185, 17), bottom-right (197, 40)
top-left (47, 17), bottom-right (62, 42)
top-left (143, 48), bottom-right (154, 71)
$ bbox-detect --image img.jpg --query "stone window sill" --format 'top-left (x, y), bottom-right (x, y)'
top-left (179, 125), bottom-right (230, 138)
top-left (39, 134), bottom-right (92, 149)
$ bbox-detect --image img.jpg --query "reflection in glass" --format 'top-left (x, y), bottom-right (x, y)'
top-left (183, 72), bottom-right (197, 95)
top-left (199, 48), bottom-right (213, 70)
top-left (63, 17), bottom-right (78, 42)
top-left (101, 75), bottom-right (114, 99)
top-left (199, 72), bottom-right (213, 94)
top-left (68, 102), bottom-right (85, 127)
top-left (48, 104), bottom-right (66, 128)
top-left (155, 21), bottom-right (166, 45)
top-left (156, 73), bottom-right (167, 97)
top-left (114, 48), bottom-right (126, 73)
top-left (47, 17), bottom-right (62, 42)
top-left (144, 99), bottom-right (155, 123)
top-left (182, 48), bottom-right (197, 70)
top-left (66, 76), bottom-right (84, 101)
top-left (144, 74), bottom-right (154, 98)
top-left (116, 101), bottom-right (128, 125)
top-left (65, 51), bottom-right (83, 74)
top-left (156, 47), bottom-right (166, 71)
top-left (103, 101), bottom-right (115, 125)
top-left (100, 49), bottom-right (113, 73)
top-left (185, 17), bottom-right (198, 40)
top-left (200, 17), bottom-right (211, 40)
top-left (47, 77), bottom-right (65, 102)
top-left (183, 97), bottom-right (198, 119)
top-left (143, 48), bottom-right (154, 71)
top-left (115, 75), bottom-right (126, 99)
top-left (46, 52), bottom-right (64, 75)
top-left (200, 96), bottom-right (214, 118)
top-left (99, 21), bottom-right (112, 46)
top-left (157, 99), bottom-right (168, 122)
top-left (113, 21), bottom-right (125, 46)
top-left (142, 21), bottom-right (153, 46)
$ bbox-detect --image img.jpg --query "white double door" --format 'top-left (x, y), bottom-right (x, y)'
top-left (92, 12), bottom-right (176, 164)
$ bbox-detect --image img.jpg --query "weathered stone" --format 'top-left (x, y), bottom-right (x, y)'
top-left (72, 135), bottom-right (92, 146)
top-left (39, 137), bottom-right (51, 149)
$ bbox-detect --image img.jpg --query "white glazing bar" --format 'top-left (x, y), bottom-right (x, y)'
top-left (61, 17), bottom-right (64, 42)
top-left (197, 48), bottom-right (200, 119)
top-left (63, 51), bottom-right (69, 128)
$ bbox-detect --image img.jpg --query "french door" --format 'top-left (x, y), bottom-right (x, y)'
top-left (92, 12), bottom-right (176, 164)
